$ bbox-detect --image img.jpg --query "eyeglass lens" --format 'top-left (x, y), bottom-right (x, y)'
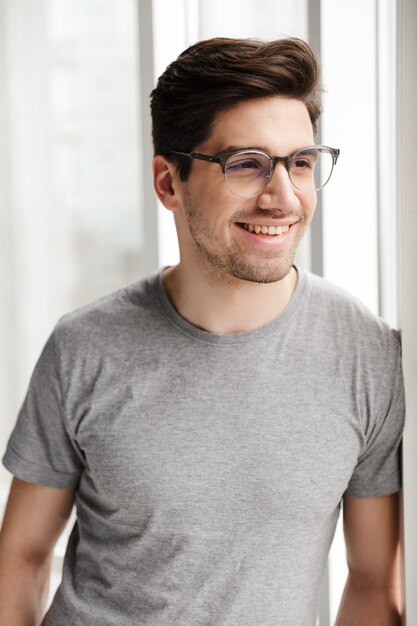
top-left (224, 148), bottom-right (335, 197)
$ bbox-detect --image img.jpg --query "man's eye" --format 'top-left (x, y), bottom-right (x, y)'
top-left (228, 158), bottom-right (262, 172)
top-left (291, 158), bottom-right (311, 169)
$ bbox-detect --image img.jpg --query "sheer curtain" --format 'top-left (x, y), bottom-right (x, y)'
top-left (0, 0), bottom-right (144, 532)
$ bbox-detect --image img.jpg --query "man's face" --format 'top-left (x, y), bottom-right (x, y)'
top-left (174, 96), bottom-right (317, 284)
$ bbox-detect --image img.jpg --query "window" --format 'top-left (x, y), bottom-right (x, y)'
top-left (1, 0), bottom-right (413, 621)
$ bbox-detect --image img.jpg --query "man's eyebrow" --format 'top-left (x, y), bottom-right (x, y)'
top-left (214, 144), bottom-right (312, 157)
top-left (215, 144), bottom-right (271, 156)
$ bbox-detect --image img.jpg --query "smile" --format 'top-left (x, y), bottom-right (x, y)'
top-left (238, 223), bottom-right (291, 236)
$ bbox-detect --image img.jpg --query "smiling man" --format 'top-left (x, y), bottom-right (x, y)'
top-left (0, 38), bottom-right (404, 626)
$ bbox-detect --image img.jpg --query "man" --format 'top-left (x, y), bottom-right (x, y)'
top-left (0, 38), bottom-right (404, 625)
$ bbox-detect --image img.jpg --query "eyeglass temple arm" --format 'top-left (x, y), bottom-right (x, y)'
top-left (169, 151), bottom-right (221, 164)
top-left (189, 153), bottom-right (224, 165)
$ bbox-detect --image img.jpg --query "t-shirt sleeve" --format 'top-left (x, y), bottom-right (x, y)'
top-left (345, 330), bottom-right (405, 498)
top-left (2, 328), bottom-right (83, 488)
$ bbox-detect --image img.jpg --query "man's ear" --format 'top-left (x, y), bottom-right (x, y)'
top-left (153, 155), bottom-right (183, 212)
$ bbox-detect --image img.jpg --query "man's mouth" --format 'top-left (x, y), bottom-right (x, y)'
top-left (237, 223), bottom-right (291, 236)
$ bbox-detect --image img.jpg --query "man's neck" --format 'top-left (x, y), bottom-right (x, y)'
top-left (161, 264), bottom-right (298, 335)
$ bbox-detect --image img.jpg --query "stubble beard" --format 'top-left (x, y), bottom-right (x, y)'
top-left (182, 189), bottom-right (304, 285)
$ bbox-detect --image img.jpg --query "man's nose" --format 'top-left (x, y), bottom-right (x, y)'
top-left (257, 162), bottom-right (300, 211)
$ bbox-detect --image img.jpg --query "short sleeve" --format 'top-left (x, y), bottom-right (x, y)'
top-left (2, 329), bottom-right (83, 488)
top-left (345, 330), bottom-right (405, 498)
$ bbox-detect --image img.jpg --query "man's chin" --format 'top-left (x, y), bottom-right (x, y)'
top-left (229, 261), bottom-right (294, 285)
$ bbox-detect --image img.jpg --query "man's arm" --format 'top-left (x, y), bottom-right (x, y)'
top-left (0, 477), bottom-right (75, 626)
top-left (335, 492), bottom-right (402, 626)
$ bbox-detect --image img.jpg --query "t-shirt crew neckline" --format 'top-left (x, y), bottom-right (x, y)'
top-left (151, 265), bottom-right (307, 345)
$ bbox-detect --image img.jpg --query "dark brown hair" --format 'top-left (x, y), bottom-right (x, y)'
top-left (150, 37), bottom-right (322, 180)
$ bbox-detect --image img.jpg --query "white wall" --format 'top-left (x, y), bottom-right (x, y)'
top-left (397, 0), bottom-right (417, 622)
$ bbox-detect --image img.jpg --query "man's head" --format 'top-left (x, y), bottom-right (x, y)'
top-left (151, 38), bottom-right (328, 285)
top-left (150, 37), bottom-right (322, 180)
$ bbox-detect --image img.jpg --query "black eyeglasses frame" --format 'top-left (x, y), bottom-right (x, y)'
top-left (167, 146), bottom-right (340, 195)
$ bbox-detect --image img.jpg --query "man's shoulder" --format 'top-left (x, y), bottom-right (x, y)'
top-left (304, 270), bottom-right (369, 310)
top-left (302, 270), bottom-right (400, 354)
top-left (305, 269), bottom-right (384, 322)
top-left (53, 272), bottom-right (160, 346)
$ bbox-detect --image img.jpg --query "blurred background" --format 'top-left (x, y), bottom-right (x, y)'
top-left (0, 1), bottom-right (416, 624)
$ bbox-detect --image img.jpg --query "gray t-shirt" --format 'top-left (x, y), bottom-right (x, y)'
top-left (3, 267), bottom-right (404, 626)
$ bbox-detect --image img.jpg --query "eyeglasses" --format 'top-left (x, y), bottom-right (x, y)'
top-left (168, 146), bottom-right (340, 198)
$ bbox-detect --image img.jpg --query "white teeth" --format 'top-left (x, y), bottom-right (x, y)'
top-left (241, 223), bottom-right (290, 236)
